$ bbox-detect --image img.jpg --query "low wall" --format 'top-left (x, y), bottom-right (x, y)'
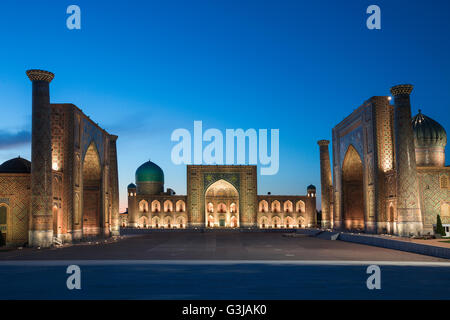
top-left (338, 233), bottom-right (450, 260)
top-left (120, 227), bottom-right (301, 235)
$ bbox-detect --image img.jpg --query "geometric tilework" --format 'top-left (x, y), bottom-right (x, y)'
top-left (418, 170), bottom-right (450, 226)
top-left (393, 95), bottom-right (421, 224)
top-left (0, 175), bottom-right (30, 243)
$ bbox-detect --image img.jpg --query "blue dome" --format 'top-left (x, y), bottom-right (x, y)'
top-left (127, 183), bottom-right (136, 189)
top-left (135, 161), bottom-right (164, 183)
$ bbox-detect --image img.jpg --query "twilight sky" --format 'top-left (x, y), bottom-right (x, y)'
top-left (0, 0), bottom-right (449, 212)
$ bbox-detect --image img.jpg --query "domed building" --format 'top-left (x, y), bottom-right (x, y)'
top-left (127, 163), bottom-right (317, 229)
top-left (0, 157), bottom-right (31, 174)
top-left (319, 85), bottom-right (450, 237)
top-left (135, 161), bottom-right (164, 195)
top-left (412, 110), bottom-right (447, 167)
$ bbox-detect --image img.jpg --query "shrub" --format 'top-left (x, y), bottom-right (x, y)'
top-left (436, 214), bottom-right (446, 237)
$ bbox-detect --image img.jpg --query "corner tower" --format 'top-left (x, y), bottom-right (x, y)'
top-left (27, 69), bottom-right (55, 247)
top-left (127, 183), bottom-right (137, 228)
top-left (390, 84), bottom-right (423, 236)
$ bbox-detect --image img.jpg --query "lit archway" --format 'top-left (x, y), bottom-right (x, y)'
top-left (272, 216), bottom-right (281, 228)
top-left (177, 216), bottom-right (186, 228)
top-left (284, 201), bottom-right (293, 213)
top-left (82, 142), bottom-right (102, 236)
top-left (152, 216), bottom-right (160, 228)
top-left (139, 200), bottom-right (149, 213)
top-left (285, 216), bottom-right (294, 228)
top-left (164, 216), bottom-right (172, 228)
top-left (271, 200), bottom-right (281, 213)
top-left (138, 216), bottom-right (148, 228)
top-left (298, 216), bottom-right (305, 228)
top-left (151, 200), bottom-right (161, 213)
top-left (296, 200), bottom-right (305, 213)
top-left (207, 202), bottom-right (214, 213)
top-left (0, 204), bottom-right (8, 245)
top-left (259, 200), bottom-right (268, 213)
top-left (52, 176), bottom-right (63, 236)
top-left (164, 200), bottom-right (173, 213)
top-left (342, 145), bottom-right (365, 230)
top-left (230, 216), bottom-right (237, 228)
top-left (259, 216), bottom-right (269, 228)
top-left (205, 179), bottom-right (239, 228)
top-left (208, 214), bottom-right (214, 227)
top-left (217, 203), bottom-right (227, 213)
top-left (176, 200), bottom-right (186, 212)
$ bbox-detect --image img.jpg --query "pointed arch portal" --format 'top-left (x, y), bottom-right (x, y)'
top-left (82, 142), bottom-right (102, 236)
top-left (204, 179), bottom-right (239, 228)
top-left (342, 145), bottom-right (365, 230)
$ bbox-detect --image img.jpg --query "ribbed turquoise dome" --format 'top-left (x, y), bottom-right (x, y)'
top-left (135, 161), bottom-right (164, 183)
top-left (412, 110), bottom-right (447, 148)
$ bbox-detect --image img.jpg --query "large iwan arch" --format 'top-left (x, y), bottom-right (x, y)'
top-left (204, 179), bottom-right (239, 228)
top-left (342, 145), bottom-right (365, 230)
top-left (82, 142), bottom-right (102, 236)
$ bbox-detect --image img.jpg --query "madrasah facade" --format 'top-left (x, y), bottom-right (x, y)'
top-left (0, 70), bottom-right (120, 247)
top-left (318, 84), bottom-right (450, 237)
top-left (125, 164), bottom-right (317, 230)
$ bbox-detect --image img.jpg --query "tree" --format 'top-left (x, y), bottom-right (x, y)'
top-left (436, 214), bottom-right (446, 237)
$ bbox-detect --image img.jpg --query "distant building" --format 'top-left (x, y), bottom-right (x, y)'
top-left (120, 209), bottom-right (128, 227)
top-left (319, 84), bottom-right (449, 236)
top-left (127, 164), bottom-right (316, 229)
top-left (0, 70), bottom-right (120, 247)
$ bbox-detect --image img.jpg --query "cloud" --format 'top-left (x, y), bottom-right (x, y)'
top-left (0, 130), bottom-right (31, 150)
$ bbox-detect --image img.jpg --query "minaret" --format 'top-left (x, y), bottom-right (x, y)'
top-left (318, 140), bottom-right (332, 229)
top-left (27, 69), bottom-right (55, 247)
top-left (109, 135), bottom-right (120, 236)
top-left (127, 183), bottom-right (137, 227)
top-left (390, 84), bottom-right (423, 236)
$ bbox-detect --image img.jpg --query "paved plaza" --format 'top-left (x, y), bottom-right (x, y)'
top-left (1, 232), bottom-right (449, 299)
top-left (0, 231), bottom-right (447, 261)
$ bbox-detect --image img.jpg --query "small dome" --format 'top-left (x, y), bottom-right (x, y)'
top-left (0, 157), bottom-right (31, 174)
top-left (307, 184), bottom-right (316, 190)
top-left (135, 161), bottom-right (164, 183)
top-left (127, 183), bottom-right (136, 189)
top-left (412, 110), bottom-right (447, 148)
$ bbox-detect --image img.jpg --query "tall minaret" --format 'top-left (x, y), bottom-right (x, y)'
top-left (27, 69), bottom-right (55, 247)
top-left (390, 84), bottom-right (423, 236)
top-left (127, 183), bottom-right (137, 227)
top-left (109, 135), bottom-right (120, 236)
top-left (318, 140), bottom-right (332, 229)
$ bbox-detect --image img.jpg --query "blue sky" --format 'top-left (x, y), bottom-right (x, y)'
top-left (0, 0), bottom-right (449, 211)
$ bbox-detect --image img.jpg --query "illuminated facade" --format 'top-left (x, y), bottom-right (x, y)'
top-left (127, 164), bottom-right (317, 229)
top-left (0, 70), bottom-right (120, 247)
top-left (319, 84), bottom-right (450, 236)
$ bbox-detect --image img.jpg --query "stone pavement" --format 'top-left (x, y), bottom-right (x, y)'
top-left (0, 231), bottom-right (447, 262)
